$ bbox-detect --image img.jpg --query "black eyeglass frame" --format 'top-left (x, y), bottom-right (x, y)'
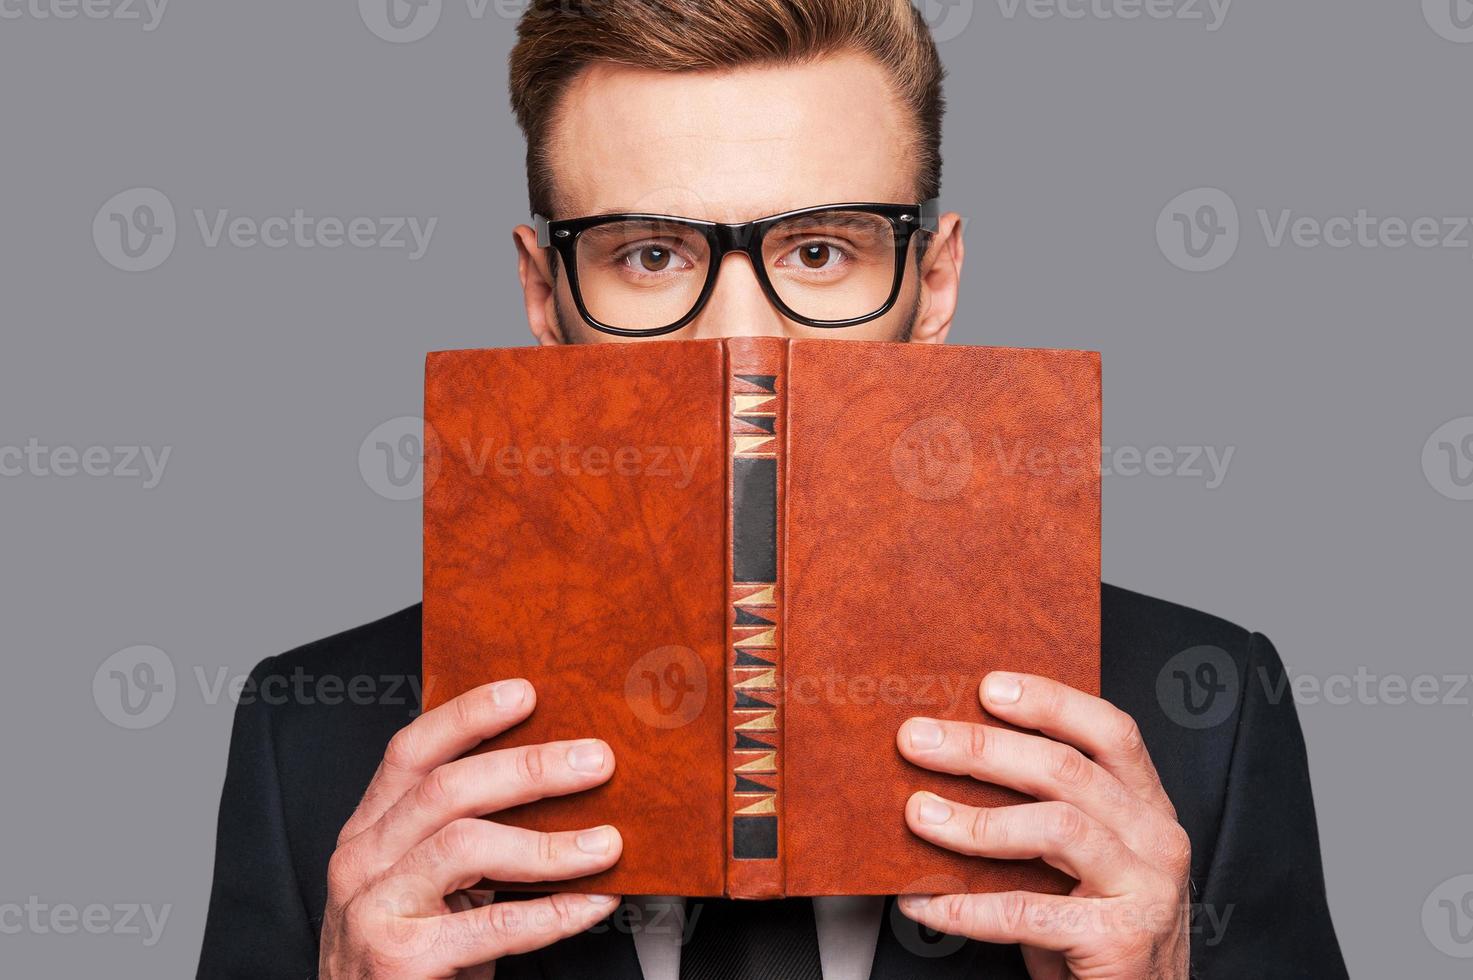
top-left (533, 200), bottom-right (941, 338)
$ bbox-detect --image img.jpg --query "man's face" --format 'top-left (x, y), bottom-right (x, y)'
top-left (514, 52), bottom-right (965, 345)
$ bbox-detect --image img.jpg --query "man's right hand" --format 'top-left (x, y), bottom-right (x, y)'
top-left (319, 678), bottom-right (621, 979)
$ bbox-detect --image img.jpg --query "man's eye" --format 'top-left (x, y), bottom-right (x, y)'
top-left (619, 243), bottom-right (691, 273)
top-left (785, 241), bottom-right (846, 271)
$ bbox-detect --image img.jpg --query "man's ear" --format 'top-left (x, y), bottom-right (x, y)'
top-left (513, 225), bottom-right (565, 347)
top-left (909, 212), bottom-right (965, 345)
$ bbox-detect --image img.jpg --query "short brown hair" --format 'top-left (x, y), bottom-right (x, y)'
top-left (509, 0), bottom-right (946, 218)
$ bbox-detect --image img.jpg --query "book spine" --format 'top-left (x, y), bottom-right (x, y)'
top-left (723, 337), bottom-right (787, 899)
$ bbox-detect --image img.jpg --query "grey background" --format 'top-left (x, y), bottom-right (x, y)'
top-left (2, 0), bottom-right (1470, 975)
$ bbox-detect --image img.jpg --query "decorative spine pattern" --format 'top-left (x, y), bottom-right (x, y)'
top-left (725, 345), bottom-right (785, 896)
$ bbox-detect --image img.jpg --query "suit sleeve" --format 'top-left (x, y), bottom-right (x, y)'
top-left (197, 656), bottom-right (319, 978)
top-left (1194, 633), bottom-right (1347, 979)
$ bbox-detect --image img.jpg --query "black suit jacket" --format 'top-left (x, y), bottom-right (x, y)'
top-left (197, 585), bottom-right (1347, 979)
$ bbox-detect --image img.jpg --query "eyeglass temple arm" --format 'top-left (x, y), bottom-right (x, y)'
top-left (918, 199), bottom-right (941, 233)
top-left (533, 214), bottom-right (552, 248)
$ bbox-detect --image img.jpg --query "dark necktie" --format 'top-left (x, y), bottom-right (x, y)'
top-left (678, 897), bottom-right (825, 980)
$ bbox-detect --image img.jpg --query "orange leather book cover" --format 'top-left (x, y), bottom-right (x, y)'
top-left (423, 339), bottom-right (1100, 898)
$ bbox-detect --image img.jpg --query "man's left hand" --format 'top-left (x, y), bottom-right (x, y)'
top-left (897, 672), bottom-right (1191, 980)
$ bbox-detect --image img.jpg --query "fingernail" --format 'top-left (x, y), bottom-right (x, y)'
top-left (917, 794), bottom-right (952, 825)
top-left (985, 675), bottom-right (1022, 705)
top-left (576, 827), bottom-right (613, 854)
top-left (491, 679), bottom-right (527, 708)
top-left (568, 741), bottom-right (608, 772)
top-left (587, 894), bottom-right (619, 905)
top-left (907, 719), bottom-right (944, 750)
top-left (899, 895), bottom-right (932, 914)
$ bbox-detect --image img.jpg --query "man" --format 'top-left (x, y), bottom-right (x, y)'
top-left (198, 1), bottom-right (1346, 977)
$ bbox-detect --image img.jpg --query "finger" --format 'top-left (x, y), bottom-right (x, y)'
top-left (354, 738), bottom-right (615, 872)
top-left (428, 893), bottom-right (622, 973)
top-left (905, 794), bottom-right (1148, 893)
top-left (898, 717), bottom-right (1147, 842)
top-left (896, 892), bottom-right (1092, 954)
top-left (396, 818), bottom-right (623, 897)
top-left (980, 673), bottom-right (1175, 818)
top-left (340, 679), bottom-right (537, 845)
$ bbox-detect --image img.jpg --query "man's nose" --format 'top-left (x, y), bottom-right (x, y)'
top-left (686, 252), bottom-right (792, 339)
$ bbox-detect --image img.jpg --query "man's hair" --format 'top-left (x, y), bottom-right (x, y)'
top-left (509, 0), bottom-right (946, 218)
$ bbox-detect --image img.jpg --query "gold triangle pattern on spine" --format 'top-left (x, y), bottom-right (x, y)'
top-left (730, 367), bottom-right (781, 863)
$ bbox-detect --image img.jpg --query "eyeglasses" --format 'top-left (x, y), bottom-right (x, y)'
top-left (533, 201), bottom-right (940, 338)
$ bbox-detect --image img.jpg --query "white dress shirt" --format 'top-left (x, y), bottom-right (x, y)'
top-left (628, 895), bottom-right (886, 980)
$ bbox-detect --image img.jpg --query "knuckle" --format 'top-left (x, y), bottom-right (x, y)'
top-left (326, 848), bottom-right (359, 898)
top-left (515, 744), bottom-right (548, 789)
top-left (1048, 746), bottom-right (1092, 790)
top-left (416, 765), bottom-right (459, 813)
top-left (967, 806), bottom-right (997, 849)
top-left (451, 691), bottom-right (484, 736)
top-left (1044, 802), bottom-right (1089, 849)
top-left (996, 892), bottom-right (1031, 934)
top-left (336, 816), bottom-right (362, 850)
top-left (1162, 824), bottom-right (1193, 874)
top-left (1112, 712), bottom-right (1147, 757)
top-left (436, 818), bottom-right (483, 864)
top-left (384, 727), bottom-right (423, 774)
top-left (965, 724), bottom-right (989, 768)
top-left (535, 830), bottom-right (560, 868)
top-left (546, 893), bottom-right (585, 931)
top-left (937, 894), bottom-right (972, 930)
top-left (484, 901), bottom-right (525, 943)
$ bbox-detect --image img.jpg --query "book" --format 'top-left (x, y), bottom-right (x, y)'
top-left (423, 338), bottom-right (1100, 898)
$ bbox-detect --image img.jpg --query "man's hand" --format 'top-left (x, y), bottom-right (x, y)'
top-left (897, 673), bottom-right (1191, 980)
top-left (319, 679), bottom-right (622, 979)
